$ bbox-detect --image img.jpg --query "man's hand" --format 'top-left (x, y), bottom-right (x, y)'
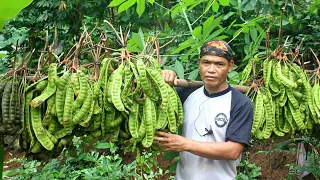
top-left (153, 131), bottom-right (190, 152)
top-left (161, 70), bottom-right (178, 86)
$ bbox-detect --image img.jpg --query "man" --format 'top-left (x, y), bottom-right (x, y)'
top-left (154, 40), bottom-right (254, 180)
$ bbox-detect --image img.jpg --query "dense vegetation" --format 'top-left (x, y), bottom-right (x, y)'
top-left (1, 0), bottom-right (320, 179)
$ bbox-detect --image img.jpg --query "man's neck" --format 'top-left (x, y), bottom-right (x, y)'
top-left (204, 82), bottom-right (228, 94)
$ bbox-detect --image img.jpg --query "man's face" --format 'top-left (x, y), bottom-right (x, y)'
top-left (198, 55), bottom-right (234, 92)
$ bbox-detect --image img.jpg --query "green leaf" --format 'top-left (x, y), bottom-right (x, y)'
top-left (274, 16), bottom-right (289, 26)
top-left (233, 28), bottom-right (243, 39)
top-left (94, 142), bottom-right (110, 149)
top-left (191, 26), bottom-right (202, 40)
top-left (108, 0), bottom-right (127, 7)
top-left (215, 35), bottom-right (229, 40)
top-left (244, 44), bottom-right (250, 54)
top-left (172, 39), bottom-right (197, 54)
top-left (169, 160), bottom-right (178, 172)
top-left (205, 28), bottom-right (225, 41)
top-left (170, 4), bottom-right (181, 18)
top-left (218, 0), bottom-right (230, 6)
top-left (138, 28), bottom-right (145, 48)
top-left (187, 69), bottom-right (199, 80)
top-left (242, 25), bottom-right (249, 33)
top-left (147, 0), bottom-right (154, 4)
top-left (228, 71), bottom-right (240, 84)
top-left (205, 0), bottom-right (214, 13)
top-left (118, 0), bottom-right (137, 14)
top-left (202, 16), bottom-right (215, 40)
top-left (182, 45), bottom-right (200, 62)
top-left (187, 0), bottom-right (205, 11)
top-left (174, 60), bottom-right (184, 79)
top-left (212, 0), bottom-right (219, 12)
top-left (244, 33), bottom-right (250, 43)
top-left (0, 0), bottom-right (33, 31)
top-left (250, 26), bottom-right (258, 41)
top-left (0, 51), bottom-right (7, 58)
top-left (3, 169), bottom-right (21, 177)
top-left (211, 15), bottom-right (223, 30)
top-left (223, 12), bottom-right (235, 20)
top-left (136, 0), bottom-right (145, 17)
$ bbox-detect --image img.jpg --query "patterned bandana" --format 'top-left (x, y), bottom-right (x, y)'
top-left (200, 40), bottom-right (233, 61)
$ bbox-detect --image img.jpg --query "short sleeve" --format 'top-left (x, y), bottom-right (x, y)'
top-left (175, 87), bottom-right (199, 104)
top-left (226, 98), bottom-right (254, 146)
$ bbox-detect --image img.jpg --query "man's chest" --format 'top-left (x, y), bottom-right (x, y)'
top-left (183, 91), bottom-right (232, 140)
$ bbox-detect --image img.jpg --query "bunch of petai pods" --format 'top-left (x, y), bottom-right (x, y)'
top-left (0, 74), bottom-right (26, 149)
top-left (20, 55), bottom-right (183, 155)
top-left (241, 57), bottom-right (320, 140)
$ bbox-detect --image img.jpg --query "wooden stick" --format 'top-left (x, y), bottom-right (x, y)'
top-left (25, 76), bottom-right (250, 93)
top-left (174, 79), bottom-right (250, 94)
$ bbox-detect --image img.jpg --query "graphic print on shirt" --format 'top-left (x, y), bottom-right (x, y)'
top-left (214, 113), bottom-right (228, 128)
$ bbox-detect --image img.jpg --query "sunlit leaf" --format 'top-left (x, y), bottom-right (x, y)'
top-left (108, 0), bottom-right (127, 7)
top-left (136, 0), bottom-right (145, 17)
top-left (202, 16), bottom-right (215, 40)
top-left (192, 26), bottom-right (202, 40)
top-left (0, 51), bottom-right (7, 58)
top-left (147, 0), bottom-right (154, 5)
top-left (211, 15), bottom-right (223, 31)
top-left (212, 0), bottom-right (219, 12)
top-left (118, 0), bottom-right (136, 14)
top-left (242, 25), bottom-right (249, 33)
top-left (218, 0), bottom-right (230, 6)
top-left (0, 0), bottom-right (33, 31)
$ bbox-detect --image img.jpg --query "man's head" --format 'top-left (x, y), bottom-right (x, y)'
top-left (198, 40), bottom-right (234, 93)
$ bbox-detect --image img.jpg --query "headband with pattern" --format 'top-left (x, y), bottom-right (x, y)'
top-left (200, 40), bottom-right (233, 61)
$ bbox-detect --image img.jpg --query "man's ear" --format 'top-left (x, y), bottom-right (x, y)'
top-left (228, 60), bottom-right (234, 73)
top-left (198, 58), bottom-right (201, 67)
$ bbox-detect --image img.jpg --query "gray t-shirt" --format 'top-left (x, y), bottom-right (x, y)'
top-left (175, 85), bottom-right (253, 180)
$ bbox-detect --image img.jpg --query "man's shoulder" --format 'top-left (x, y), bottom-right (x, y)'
top-left (230, 86), bottom-right (253, 107)
top-left (176, 86), bottom-right (202, 104)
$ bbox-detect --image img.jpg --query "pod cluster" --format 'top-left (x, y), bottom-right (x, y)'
top-left (20, 56), bottom-right (183, 156)
top-left (0, 75), bottom-right (25, 149)
top-left (241, 58), bottom-right (320, 139)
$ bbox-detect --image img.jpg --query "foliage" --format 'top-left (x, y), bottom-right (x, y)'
top-left (287, 151), bottom-right (320, 180)
top-left (257, 136), bottom-right (320, 179)
top-left (137, 151), bottom-right (168, 179)
top-left (3, 136), bottom-right (168, 179)
top-left (236, 160), bottom-right (262, 180)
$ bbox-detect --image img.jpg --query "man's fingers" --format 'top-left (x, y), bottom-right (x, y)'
top-left (168, 73), bottom-right (175, 83)
top-left (153, 141), bottom-right (167, 147)
top-left (155, 131), bottom-right (170, 137)
top-left (173, 78), bottom-right (178, 86)
top-left (154, 136), bottom-right (166, 142)
top-left (161, 70), bottom-right (177, 85)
